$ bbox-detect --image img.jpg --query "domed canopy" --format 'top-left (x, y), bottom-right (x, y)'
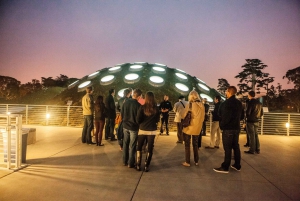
top-left (68, 62), bottom-right (223, 103)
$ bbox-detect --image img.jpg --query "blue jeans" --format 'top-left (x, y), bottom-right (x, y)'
top-left (221, 130), bottom-right (241, 170)
top-left (105, 118), bottom-right (115, 140)
top-left (246, 122), bottom-right (260, 153)
top-left (123, 128), bottom-right (138, 167)
top-left (82, 115), bottom-right (94, 144)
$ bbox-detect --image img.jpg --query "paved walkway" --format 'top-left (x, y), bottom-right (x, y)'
top-left (0, 125), bottom-right (300, 201)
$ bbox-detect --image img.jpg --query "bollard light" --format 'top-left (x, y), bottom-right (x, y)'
top-left (286, 123), bottom-right (290, 128)
top-left (7, 112), bottom-right (11, 115)
top-left (46, 113), bottom-right (50, 119)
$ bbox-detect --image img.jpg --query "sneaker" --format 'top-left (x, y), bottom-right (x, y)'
top-left (195, 162), bottom-right (199, 166)
top-left (244, 144), bottom-right (249, 147)
top-left (244, 150), bottom-right (254, 154)
top-left (205, 146), bottom-right (214, 149)
top-left (213, 167), bottom-right (229, 173)
top-left (230, 165), bottom-right (241, 171)
top-left (214, 146), bottom-right (219, 149)
top-left (182, 162), bottom-right (191, 167)
top-left (255, 149), bottom-right (260, 154)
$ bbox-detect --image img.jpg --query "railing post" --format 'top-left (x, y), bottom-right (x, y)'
top-left (6, 115), bottom-right (11, 169)
top-left (261, 115), bottom-right (264, 135)
top-left (67, 106), bottom-right (70, 126)
top-left (287, 114), bottom-right (290, 136)
top-left (46, 105), bottom-right (49, 126)
top-left (26, 105), bottom-right (28, 124)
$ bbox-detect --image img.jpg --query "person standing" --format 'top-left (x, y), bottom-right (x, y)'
top-left (159, 95), bottom-right (173, 135)
top-left (121, 88), bottom-right (142, 168)
top-left (94, 95), bottom-right (106, 146)
top-left (213, 86), bottom-right (244, 173)
top-left (181, 90), bottom-right (205, 167)
top-left (173, 95), bottom-right (188, 143)
top-left (198, 98), bottom-right (209, 149)
top-left (116, 88), bottom-right (132, 150)
top-left (205, 95), bottom-right (222, 149)
top-left (81, 86), bottom-right (95, 145)
top-left (136, 91), bottom-right (160, 172)
top-left (244, 91), bottom-right (263, 154)
top-left (105, 89), bottom-right (117, 141)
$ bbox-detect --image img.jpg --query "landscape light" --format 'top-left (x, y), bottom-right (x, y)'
top-left (46, 113), bottom-right (50, 119)
top-left (7, 112), bottom-right (11, 115)
top-left (286, 123), bottom-right (290, 128)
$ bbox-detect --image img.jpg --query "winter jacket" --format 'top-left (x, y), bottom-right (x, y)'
top-left (182, 100), bottom-right (205, 135)
top-left (137, 106), bottom-right (160, 131)
top-left (246, 98), bottom-right (263, 123)
top-left (82, 93), bottom-right (94, 115)
top-left (218, 95), bottom-right (244, 130)
top-left (121, 99), bottom-right (141, 131)
top-left (105, 94), bottom-right (116, 119)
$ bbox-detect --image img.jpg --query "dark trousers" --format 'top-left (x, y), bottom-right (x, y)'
top-left (137, 135), bottom-right (155, 154)
top-left (94, 120), bottom-right (105, 144)
top-left (221, 130), bottom-right (241, 170)
top-left (105, 118), bottom-right (115, 140)
top-left (176, 122), bottom-right (183, 142)
top-left (202, 121), bottom-right (207, 136)
top-left (183, 133), bottom-right (199, 164)
top-left (247, 122), bottom-right (260, 152)
top-left (160, 113), bottom-right (169, 134)
top-left (82, 115), bottom-right (94, 144)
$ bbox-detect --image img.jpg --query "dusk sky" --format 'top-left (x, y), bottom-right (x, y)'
top-left (1, 0), bottom-right (299, 90)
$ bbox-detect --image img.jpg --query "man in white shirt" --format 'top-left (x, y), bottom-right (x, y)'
top-left (173, 95), bottom-right (188, 143)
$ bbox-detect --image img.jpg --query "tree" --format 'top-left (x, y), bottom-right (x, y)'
top-left (282, 66), bottom-right (300, 112)
top-left (283, 66), bottom-right (300, 90)
top-left (41, 77), bottom-right (56, 88)
top-left (217, 78), bottom-right (230, 95)
top-left (0, 76), bottom-right (21, 100)
top-left (235, 59), bottom-right (270, 94)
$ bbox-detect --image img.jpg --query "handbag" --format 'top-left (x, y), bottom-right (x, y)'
top-left (182, 102), bottom-right (192, 127)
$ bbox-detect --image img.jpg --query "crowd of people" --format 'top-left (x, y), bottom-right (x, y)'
top-left (81, 86), bottom-right (263, 173)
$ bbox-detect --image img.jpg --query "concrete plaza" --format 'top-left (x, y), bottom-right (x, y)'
top-left (0, 125), bottom-right (299, 201)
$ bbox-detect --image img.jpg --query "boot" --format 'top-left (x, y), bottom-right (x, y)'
top-left (136, 151), bottom-right (142, 171)
top-left (144, 152), bottom-right (153, 172)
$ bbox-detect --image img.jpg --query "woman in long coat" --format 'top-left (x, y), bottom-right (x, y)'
top-left (182, 90), bottom-right (205, 166)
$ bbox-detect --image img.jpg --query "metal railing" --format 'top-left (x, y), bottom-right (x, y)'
top-left (0, 104), bottom-right (299, 136)
top-left (0, 114), bottom-right (23, 170)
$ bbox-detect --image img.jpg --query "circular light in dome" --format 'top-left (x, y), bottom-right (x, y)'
top-left (109, 66), bottom-right (121, 72)
top-left (78, 81), bottom-right (91, 88)
top-left (198, 83), bottom-right (210, 91)
top-left (200, 94), bottom-right (213, 102)
top-left (101, 75), bottom-right (114, 82)
top-left (134, 62), bottom-right (146, 64)
top-left (175, 73), bottom-right (188, 80)
top-left (88, 71), bottom-right (99, 77)
top-left (129, 65), bottom-right (143, 71)
top-left (153, 67), bottom-right (165, 72)
top-left (176, 68), bottom-right (186, 73)
top-left (175, 83), bottom-right (189, 92)
top-left (68, 80), bottom-right (79, 88)
top-left (154, 63), bottom-right (166, 67)
top-left (150, 76), bottom-right (164, 83)
top-left (118, 88), bottom-right (126, 98)
top-left (125, 73), bottom-right (139, 80)
top-left (221, 96), bottom-right (226, 101)
top-left (196, 78), bottom-right (206, 84)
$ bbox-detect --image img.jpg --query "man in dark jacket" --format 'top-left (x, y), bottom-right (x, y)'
top-left (244, 91), bottom-right (263, 154)
top-left (159, 95), bottom-right (173, 135)
top-left (105, 88), bottom-right (117, 141)
top-left (121, 88), bottom-right (142, 168)
top-left (214, 86), bottom-right (244, 173)
top-left (205, 95), bottom-right (221, 149)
